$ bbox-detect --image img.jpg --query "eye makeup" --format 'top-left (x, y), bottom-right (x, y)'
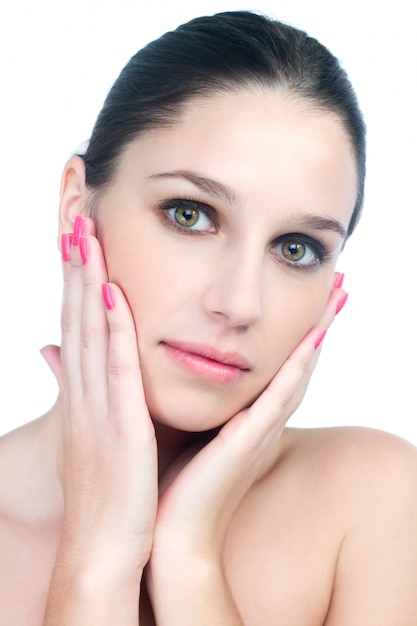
top-left (155, 194), bottom-right (337, 271)
top-left (271, 232), bottom-right (333, 271)
top-left (157, 197), bottom-right (218, 234)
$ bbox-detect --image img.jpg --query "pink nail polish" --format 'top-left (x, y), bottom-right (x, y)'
top-left (333, 272), bottom-right (345, 289)
top-left (73, 215), bottom-right (85, 246)
top-left (314, 329), bottom-right (327, 350)
top-left (102, 283), bottom-right (116, 310)
top-left (335, 292), bottom-right (349, 315)
top-left (61, 233), bottom-right (73, 262)
top-left (79, 236), bottom-right (89, 265)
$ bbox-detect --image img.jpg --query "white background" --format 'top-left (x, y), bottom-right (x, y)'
top-left (0, 0), bottom-right (416, 442)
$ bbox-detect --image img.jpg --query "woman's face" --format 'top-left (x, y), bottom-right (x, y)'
top-left (93, 90), bottom-right (357, 431)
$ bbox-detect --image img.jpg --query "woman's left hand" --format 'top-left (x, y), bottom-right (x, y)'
top-left (146, 285), bottom-right (347, 624)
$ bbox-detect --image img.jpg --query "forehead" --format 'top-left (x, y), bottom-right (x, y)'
top-left (116, 89), bottom-right (358, 227)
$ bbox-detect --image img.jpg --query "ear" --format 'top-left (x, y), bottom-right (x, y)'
top-left (58, 155), bottom-right (89, 244)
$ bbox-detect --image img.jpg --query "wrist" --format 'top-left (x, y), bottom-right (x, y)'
top-left (147, 550), bottom-right (224, 604)
top-left (59, 518), bottom-right (153, 567)
top-left (45, 540), bottom-right (144, 625)
top-left (55, 530), bottom-right (148, 584)
top-left (148, 553), bottom-right (242, 626)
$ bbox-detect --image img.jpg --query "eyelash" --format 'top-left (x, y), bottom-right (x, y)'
top-left (158, 197), bottom-right (217, 235)
top-left (272, 233), bottom-right (331, 271)
top-left (157, 197), bottom-right (332, 270)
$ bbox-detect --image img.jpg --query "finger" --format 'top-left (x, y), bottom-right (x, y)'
top-left (253, 286), bottom-right (349, 418)
top-left (101, 283), bottom-right (154, 440)
top-left (316, 286), bottom-right (348, 330)
top-left (78, 233), bottom-right (110, 410)
top-left (60, 219), bottom-right (87, 399)
top-left (333, 271), bottom-right (345, 289)
top-left (40, 344), bottom-right (63, 388)
top-left (227, 325), bottom-right (324, 435)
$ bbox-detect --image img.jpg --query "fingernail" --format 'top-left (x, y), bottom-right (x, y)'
top-left (102, 283), bottom-right (115, 310)
top-left (79, 236), bottom-right (89, 265)
top-left (314, 329), bottom-right (327, 350)
top-left (73, 215), bottom-right (85, 246)
top-left (333, 272), bottom-right (345, 289)
top-left (61, 233), bottom-right (73, 262)
top-left (335, 292), bottom-right (349, 315)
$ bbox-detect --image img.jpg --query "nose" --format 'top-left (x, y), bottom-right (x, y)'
top-left (202, 246), bottom-right (263, 329)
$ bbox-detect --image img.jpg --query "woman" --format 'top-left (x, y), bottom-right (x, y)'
top-left (0, 10), bottom-right (416, 625)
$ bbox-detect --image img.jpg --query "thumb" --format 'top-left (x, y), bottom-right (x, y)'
top-left (40, 344), bottom-right (63, 388)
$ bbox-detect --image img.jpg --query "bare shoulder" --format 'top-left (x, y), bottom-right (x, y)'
top-left (0, 419), bottom-right (39, 517)
top-left (281, 425), bottom-right (417, 550)
top-left (283, 424), bottom-right (417, 483)
top-left (0, 416), bottom-right (61, 626)
top-left (282, 426), bottom-right (417, 625)
top-left (262, 425), bottom-right (417, 514)
top-left (226, 427), bottom-right (417, 624)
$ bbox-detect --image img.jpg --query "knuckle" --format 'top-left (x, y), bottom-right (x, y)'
top-left (107, 356), bottom-right (134, 378)
top-left (80, 322), bottom-right (101, 348)
top-left (61, 305), bottom-right (78, 333)
top-left (82, 272), bottom-right (97, 288)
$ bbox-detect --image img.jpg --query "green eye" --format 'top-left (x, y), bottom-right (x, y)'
top-left (274, 235), bottom-right (325, 268)
top-left (174, 207), bottom-right (199, 227)
top-left (165, 201), bottom-right (214, 232)
top-left (282, 241), bottom-right (306, 262)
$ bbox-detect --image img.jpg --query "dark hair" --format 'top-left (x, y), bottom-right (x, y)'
top-left (81, 10), bottom-right (366, 238)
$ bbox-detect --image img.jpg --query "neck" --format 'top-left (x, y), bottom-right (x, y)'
top-left (153, 419), bottom-right (218, 478)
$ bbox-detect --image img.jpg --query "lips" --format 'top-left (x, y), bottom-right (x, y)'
top-left (161, 341), bottom-right (251, 384)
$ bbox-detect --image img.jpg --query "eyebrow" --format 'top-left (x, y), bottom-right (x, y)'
top-left (287, 214), bottom-right (347, 240)
top-left (148, 169), bottom-right (241, 206)
top-left (148, 169), bottom-right (347, 240)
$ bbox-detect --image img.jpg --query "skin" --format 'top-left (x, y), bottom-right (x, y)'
top-left (87, 91), bottom-right (356, 431)
top-left (0, 89), bottom-right (417, 625)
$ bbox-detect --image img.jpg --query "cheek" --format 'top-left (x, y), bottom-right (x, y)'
top-left (101, 215), bottom-right (191, 294)
top-left (260, 279), bottom-right (332, 373)
top-left (101, 226), bottom-right (169, 303)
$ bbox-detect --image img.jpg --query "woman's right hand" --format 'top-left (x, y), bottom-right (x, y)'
top-left (42, 215), bottom-right (158, 625)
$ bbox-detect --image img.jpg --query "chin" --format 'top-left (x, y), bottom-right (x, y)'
top-left (144, 386), bottom-right (256, 434)
top-left (147, 402), bottom-right (230, 433)
top-left (139, 352), bottom-right (272, 434)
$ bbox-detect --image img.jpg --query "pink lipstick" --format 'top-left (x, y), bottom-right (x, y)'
top-left (162, 341), bottom-right (250, 384)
